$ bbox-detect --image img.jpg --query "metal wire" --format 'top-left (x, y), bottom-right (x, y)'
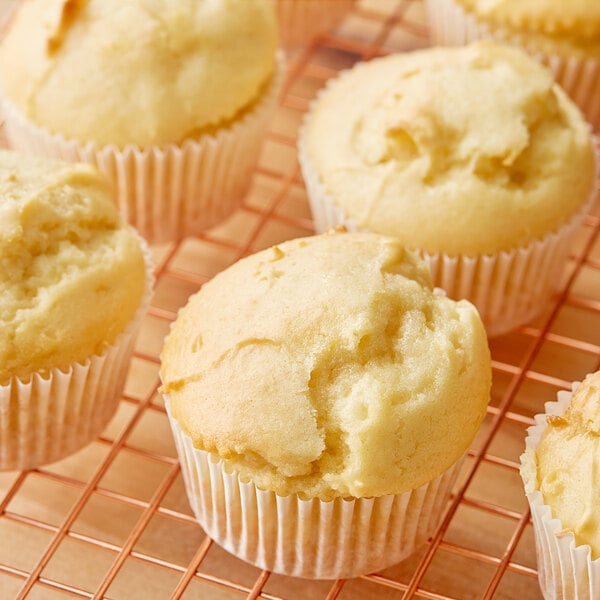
top-left (1, 0), bottom-right (598, 598)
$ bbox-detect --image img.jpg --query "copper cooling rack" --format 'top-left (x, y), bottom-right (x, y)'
top-left (1, 1), bottom-right (599, 598)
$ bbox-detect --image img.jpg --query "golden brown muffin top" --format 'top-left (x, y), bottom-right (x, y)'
top-left (0, 0), bottom-right (278, 146)
top-left (160, 230), bottom-right (491, 500)
top-left (304, 42), bottom-right (595, 255)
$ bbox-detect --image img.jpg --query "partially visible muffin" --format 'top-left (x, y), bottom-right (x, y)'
top-left (535, 371), bottom-right (600, 555)
top-left (160, 230), bottom-right (491, 578)
top-left (0, 149), bottom-right (152, 470)
top-left (521, 371), bottom-right (600, 598)
top-left (0, 0), bottom-right (281, 242)
top-left (299, 42), bottom-right (597, 336)
top-left (425, 0), bottom-right (600, 129)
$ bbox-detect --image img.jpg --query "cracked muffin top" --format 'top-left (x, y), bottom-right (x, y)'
top-left (0, 0), bottom-right (278, 147)
top-left (302, 42), bottom-right (595, 256)
top-left (160, 230), bottom-right (491, 500)
top-left (0, 149), bottom-right (146, 384)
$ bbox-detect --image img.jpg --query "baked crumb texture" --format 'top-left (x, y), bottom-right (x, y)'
top-left (0, 149), bottom-right (145, 383)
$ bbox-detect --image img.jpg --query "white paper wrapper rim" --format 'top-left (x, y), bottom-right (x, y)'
top-left (164, 397), bottom-right (464, 580)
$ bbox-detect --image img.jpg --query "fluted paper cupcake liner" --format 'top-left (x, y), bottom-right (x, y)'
top-left (0, 53), bottom-right (285, 244)
top-left (277, 0), bottom-right (355, 48)
top-left (520, 385), bottom-right (600, 599)
top-left (0, 235), bottom-right (154, 471)
top-left (424, 0), bottom-right (600, 130)
top-left (298, 113), bottom-right (597, 337)
top-left (165, 398), bottom-right (464, 579)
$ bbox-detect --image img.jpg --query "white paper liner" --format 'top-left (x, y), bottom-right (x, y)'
top-left (0, 234), bottom-right (154, 471)
top-left (0, 53), bottom-right (285, 244)
top-left (520, 383), bottom-right (600, 599)
top-left (298, 93), bottom-right (598, 337)
top-left (165, 398), bottom-right (464, 579)
top-left (277, 0), bottom-right (356, 47)
top-left (424, 0), bottom-right (600, 130)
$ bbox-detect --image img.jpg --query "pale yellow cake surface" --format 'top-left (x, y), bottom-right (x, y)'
top-left (0, 149), bottom-right (146, 384)
top-left (535, 371), bottom-right (600, 559)
top-left (160, 231), bottom-right (491, 500)
top-left (0, 0), bottom-right (278, 147)
top-left (304, 42), bottom-right (596, 256)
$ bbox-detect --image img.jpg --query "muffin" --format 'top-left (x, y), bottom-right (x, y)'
top-left (521, 371), bottom-right (600, 599)
top-left (299, 42), bottom-right (597, 337)
top-left (160, 229), bottom-right (491, 578)
top-left (424, 0), bottom-right (600, 130)
top-left (277, 0), bottom-right (355, 48)
top-left (0, 0), bottom-right (281, 243)
top-left (0, 149), bottom-right (152, 471)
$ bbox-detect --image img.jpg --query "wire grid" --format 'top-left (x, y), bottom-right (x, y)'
top-left (1, 0), bottom-right (599, 598)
